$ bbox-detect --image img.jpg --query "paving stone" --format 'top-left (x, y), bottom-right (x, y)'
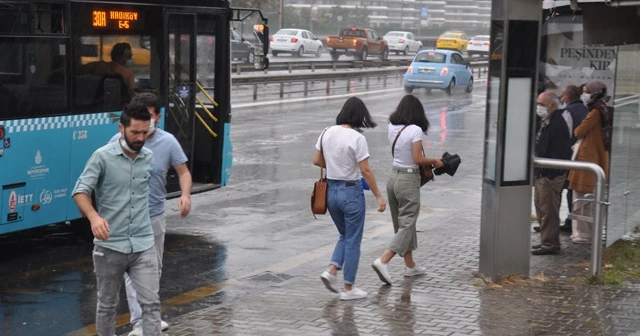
top-left (117, 180), bottom-right (640, 336)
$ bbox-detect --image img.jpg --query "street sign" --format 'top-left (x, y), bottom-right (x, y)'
top-left (421, 7), bottom-right (428, 18)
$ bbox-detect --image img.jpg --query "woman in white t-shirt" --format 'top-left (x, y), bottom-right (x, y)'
top-left (312, 97), bottom-right (387, 301)
top-left (371, 95), bottom-right (443, 285)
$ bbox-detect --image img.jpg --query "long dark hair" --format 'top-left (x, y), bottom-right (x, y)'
top-left (388, 95), bottom-right (430, 133)
top-left (335, 97), bottom-right (377, 129)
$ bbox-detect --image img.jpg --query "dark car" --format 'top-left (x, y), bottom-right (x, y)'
top-left (231, 28), bottom-right (256, 64)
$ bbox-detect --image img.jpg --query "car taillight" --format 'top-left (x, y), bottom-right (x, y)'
top-left (441, 67), bottom-right (448, 75)
top-left (407, 66), bottom-right (413, 74)
top-left (291, 37), bottom-right (298, 43)
top-left (484, 42), bottom-right (490, 45)
top-left (399, 38), bottom-right (405, 43)
top-left (353, 39), bottom-right (358, 46)
top-left (327, 37), bottom-right (331, 43)
top-left (270, 36), bottom-right (274, 42)
top-left (468, 41), bottom-right (473, 44)
top-left (436, 39), bottom-right (440, 44)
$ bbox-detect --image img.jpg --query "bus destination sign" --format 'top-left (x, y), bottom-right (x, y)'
top-left (92, 10), bottom-right (139, 30)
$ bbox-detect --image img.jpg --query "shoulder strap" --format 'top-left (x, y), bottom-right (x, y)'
top-left (319, 128), bottom-right (328, 179)
top-left (391, 125), bottom-right (409, 158)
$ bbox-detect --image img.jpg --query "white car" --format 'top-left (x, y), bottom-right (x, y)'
top-left (269, 29), bottom-right (324, 57)
top-left (383, 31), bottom-right (423, 55)
top-left (467, 35), bottom-right (490, 57)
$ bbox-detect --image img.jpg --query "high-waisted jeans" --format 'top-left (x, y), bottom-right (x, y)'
top-left (327, 179), bottom-right (366, 285)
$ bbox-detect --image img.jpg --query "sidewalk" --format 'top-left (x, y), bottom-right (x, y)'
top-left (139, 190), bottom-right (640, 336)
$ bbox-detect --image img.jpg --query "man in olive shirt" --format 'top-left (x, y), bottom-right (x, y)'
top-left (72, 102), bottom-right (161, 336)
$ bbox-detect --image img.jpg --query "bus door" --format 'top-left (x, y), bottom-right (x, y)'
top-left (165, 13), bottom-right (197, 186)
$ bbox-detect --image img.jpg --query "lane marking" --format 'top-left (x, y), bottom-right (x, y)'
top-left (66, 280), bottom-right (239, 336)
top-left (232, 86), bottom-right (486, 110)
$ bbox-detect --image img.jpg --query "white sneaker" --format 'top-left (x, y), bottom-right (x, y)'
top-left (404, 265), bottom-right (427, 277)
top-left (320, 270), bottom-right (339, 293)
top-left (128, 323), bottom-right (142, 336)
top-left (371, 258), bottom-right (392, 285)
top-left (340, 287), bottom-right (367, 300)
top-left (128, 320), bottom-right (169, 335)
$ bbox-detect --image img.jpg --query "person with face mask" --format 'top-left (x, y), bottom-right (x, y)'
top-left (567, 80), bottom-right (611, 244)
top-left (78, 42), bottom-right (136, 99)
top-left (531, 92), bottom-right (572, 256)
top-left (73, 102), bottom-right (163, 336)
top-left (108, 93), bottom-right (192, 335)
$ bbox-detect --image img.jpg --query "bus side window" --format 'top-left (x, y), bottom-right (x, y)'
top-left (74, 35), bottom-right (151, 113)
top-left (0, 38), bottom-right (70, 119)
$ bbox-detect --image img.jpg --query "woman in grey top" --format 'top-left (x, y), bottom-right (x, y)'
top-left (372, 95), bottom-right (443, 285)
top-left (313, 97), bottom-right (386, 300)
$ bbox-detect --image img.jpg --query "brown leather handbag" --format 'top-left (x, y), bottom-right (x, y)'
top-left (392, 125), bottom-right (434, 186)
top-left (311, 129), bottom-right (328, 217)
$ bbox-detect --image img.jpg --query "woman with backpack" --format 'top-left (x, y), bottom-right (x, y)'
top-left (568, 80), bottom-right (612, 244)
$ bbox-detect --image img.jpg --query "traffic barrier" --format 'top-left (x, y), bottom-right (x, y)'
top-left (204, 60), bottom-right (489, 101)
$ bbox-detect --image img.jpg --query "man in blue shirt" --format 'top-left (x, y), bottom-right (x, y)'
top-left (108, 93), bottom-right (192, 336)
top-left (73, 102), bottom-right (162, 336)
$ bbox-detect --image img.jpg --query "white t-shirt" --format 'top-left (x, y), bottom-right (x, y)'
top-left (315, 125), bottom-right (370, 180)
top-left (388, 124), bottom-right (425, 169)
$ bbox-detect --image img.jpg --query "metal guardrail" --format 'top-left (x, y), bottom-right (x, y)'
top-left (532, 157), bottom-right (609, 280)
top-left (232, 57), bottom-right (489, 75)
top-left (232, 58), bottom-right (413, 74)
top-left (223, 61), bottom-right (489, 100)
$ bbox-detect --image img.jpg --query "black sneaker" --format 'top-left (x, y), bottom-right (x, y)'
top-left (531, 247), bottom-right (560, 255)
top-left (533, 226), bottom-right (540, 233)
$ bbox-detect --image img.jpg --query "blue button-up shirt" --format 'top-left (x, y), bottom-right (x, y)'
top-left (72, 141), bottom-right (155, 254)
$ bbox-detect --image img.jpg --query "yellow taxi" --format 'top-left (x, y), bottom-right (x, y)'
top-left (435, 31), bottom-right (470, 53)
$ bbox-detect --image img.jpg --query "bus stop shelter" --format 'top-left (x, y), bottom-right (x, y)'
top-left (479, 0), bottom-right (640, 281)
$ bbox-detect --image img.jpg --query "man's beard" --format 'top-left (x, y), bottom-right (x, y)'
top-left (122, 134), bottom-right (145, 152)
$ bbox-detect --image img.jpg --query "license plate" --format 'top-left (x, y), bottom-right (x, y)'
top-left (474, 43), bottom-right (482, 46)
top-left (419, 69), bottom-right (435, 74)
top-left (277, 39), bottom-right (287, 42)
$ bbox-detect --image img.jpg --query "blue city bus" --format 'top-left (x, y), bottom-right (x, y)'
top-left (0, 0), bottom-right (269, 236)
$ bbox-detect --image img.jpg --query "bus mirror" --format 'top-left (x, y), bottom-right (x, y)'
top-left (253, 24), bottom-right (270, 70)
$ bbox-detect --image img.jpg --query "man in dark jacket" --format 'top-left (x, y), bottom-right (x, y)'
top-left (532, 92), bottom-right (572, 255)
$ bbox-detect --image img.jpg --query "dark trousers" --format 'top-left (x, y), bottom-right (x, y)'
top-left (534, 176), bottom-right (566, 251)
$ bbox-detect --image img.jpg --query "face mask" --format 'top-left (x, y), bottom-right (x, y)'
top-left (536, 106), bottom-right (548, 119)
top-left (125, 59), bottom-right (134, 68)
top-left (147, 119), bottom-right (156, 136)
top-left (580, 92), bottom-right (591, 105)
top-left (120, 137), bottom-right (138, 153)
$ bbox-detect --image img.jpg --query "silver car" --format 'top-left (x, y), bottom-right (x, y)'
top-left (384, 31), bottom-right (423, 55)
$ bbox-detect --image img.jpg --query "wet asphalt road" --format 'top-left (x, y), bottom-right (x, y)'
top-left (0, 81), bottom-right (487, 335)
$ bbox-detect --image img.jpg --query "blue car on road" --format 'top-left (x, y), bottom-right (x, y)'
top-left (403, 49), bottom-right (474, 95)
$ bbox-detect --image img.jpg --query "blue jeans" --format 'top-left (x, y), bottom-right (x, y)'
top-left (327, 179), bottom-right (366, 285)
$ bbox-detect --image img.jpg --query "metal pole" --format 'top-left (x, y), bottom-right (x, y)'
top-left (279, 0), bottom-right (284, 30)
top-left (532, 157), bottom-right (608, 280)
